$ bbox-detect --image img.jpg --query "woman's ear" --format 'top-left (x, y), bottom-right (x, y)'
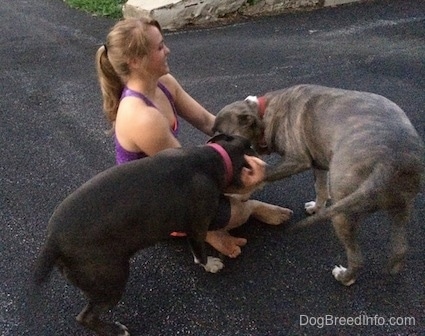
top-left (226, 156), bottom-right (266, 195)
top-left (127, 57), bottom-right (138, 70)
top-left (128, 56), bottom-right (145, 70)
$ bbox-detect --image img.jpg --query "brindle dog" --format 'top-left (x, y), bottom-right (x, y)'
top-left (33, 134), bottom-right (257, 336)
top-left (213, 84), bottom-right (424, 286)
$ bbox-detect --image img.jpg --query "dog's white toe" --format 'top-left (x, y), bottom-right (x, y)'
top-left (115, 322), bottom-right (130, 336)
top-left (332, 265), bottom-right (346, 278)
top-left (332, 265), bottom-right (356, 286)
top-left (304, 201), bottom-right (318, 214)
top-left (203, 256), bottom-right (224, 273)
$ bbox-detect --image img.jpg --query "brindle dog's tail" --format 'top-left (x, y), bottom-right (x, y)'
top-left (288, 163), bottom-right (399, 232)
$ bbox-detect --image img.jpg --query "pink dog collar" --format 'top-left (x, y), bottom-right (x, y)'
top-left (206, 143), bottom-right (233, 186)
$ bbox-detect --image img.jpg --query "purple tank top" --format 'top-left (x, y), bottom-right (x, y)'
top-left (115, 82), bottom-right (179, 165)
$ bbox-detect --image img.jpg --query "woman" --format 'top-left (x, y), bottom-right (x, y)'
top-left (95, 17), bottom-right (292, 258)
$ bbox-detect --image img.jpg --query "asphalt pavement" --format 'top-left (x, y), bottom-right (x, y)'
top-left (1, 0), bottom-right (424, 335)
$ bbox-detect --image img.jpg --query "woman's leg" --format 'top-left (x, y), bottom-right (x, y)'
top-left (226, 195), bottom-right (293, 229)
top-left (205, 230), bottom-right (247, 259)
top-left (205, 195), bottom-right (292, 258)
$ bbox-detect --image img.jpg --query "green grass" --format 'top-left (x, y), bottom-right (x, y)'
top-left (65, 0), bottom-right (260, 19)
top-left (64, 0), bottom-right (126, 18)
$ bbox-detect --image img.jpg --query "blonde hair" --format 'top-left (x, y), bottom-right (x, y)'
top-left (95, 17), bottom-right (163, 126)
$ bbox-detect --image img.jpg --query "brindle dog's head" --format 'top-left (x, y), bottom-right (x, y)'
top-left (207, 133), bottom-right (258, 191)
top-left (212, 100), bottom-right (266, 154)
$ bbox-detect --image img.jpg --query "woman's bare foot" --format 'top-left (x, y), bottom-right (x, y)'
top-left (205, 230), bottom-right (247, 258)
top-left (250, 200), bottom-right (293, 225)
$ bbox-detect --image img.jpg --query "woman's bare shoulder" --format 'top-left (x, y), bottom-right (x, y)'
top-left (159, 74), bottom-right (182, 95)
top-left (116, 100), bottom-right (178, 154)
top-left (119, 99), bottom-right (166, 127)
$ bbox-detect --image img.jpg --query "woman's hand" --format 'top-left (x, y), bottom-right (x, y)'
top-left (241, 155), bottom-right (266, 186)
top-left (226, 155), bottom-right (267, 195)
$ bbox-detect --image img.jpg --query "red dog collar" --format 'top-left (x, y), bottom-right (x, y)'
top-left (256, 96), bottom-right (269, 152)
top-left (257, 96), bottom-right (267, 118)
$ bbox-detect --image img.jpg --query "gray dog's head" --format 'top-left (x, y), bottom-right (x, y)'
top-left (213, 99), bottom-right (267, 154)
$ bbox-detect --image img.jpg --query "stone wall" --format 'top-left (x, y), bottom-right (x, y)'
top-left (123, 0), bottom-right (364, 30)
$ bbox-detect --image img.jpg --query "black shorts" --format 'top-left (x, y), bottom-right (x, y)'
top-left (209, 195), bottom-right (231, 230)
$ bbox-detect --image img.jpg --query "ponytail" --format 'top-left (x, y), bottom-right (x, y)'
top-left (95, 45), bottom-right (123, 128)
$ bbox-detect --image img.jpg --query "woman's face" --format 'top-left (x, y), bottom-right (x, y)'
top-left (144, 25), bottom-right (170, 77)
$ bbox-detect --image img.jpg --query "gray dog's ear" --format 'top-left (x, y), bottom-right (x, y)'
top-left (244, 96), bottom-right (259, 109)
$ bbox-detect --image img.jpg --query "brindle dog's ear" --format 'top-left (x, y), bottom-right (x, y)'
top-left (241, 137), bottom-right (258, 157)
top-left (237, 113), bottom-right (256, 127)
top-left (208, 133), bottom-right (257, 157)
top-left (206, 133), bottom-right (234, 144)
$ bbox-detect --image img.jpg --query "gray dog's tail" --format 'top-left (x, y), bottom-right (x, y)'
top-left (33, 240), bottom-right (59, 286)
top-left (288, 163), bottom-right (393, 232)
top-left (25, 240), bottom-right (60, 332)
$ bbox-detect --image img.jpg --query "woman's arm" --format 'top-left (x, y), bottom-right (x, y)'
top-left (160, 74), bottom-right (216, 136)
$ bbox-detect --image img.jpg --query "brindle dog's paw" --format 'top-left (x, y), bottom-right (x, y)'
top-left (203, 256), bottom-right (224, 273)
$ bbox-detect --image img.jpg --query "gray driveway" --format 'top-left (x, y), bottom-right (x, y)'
top-left (1, 0), bottom-right (424, 335)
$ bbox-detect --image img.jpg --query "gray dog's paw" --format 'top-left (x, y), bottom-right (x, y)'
top-left (305, 201), bottom-right (320, 214)
top-left (203, 256), bottom-right (224, 273)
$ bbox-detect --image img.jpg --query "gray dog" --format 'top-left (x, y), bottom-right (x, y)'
top-left (33, 134), bottom-right (257, 336)
top-left (213, 84), bottom-right (424, 286)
